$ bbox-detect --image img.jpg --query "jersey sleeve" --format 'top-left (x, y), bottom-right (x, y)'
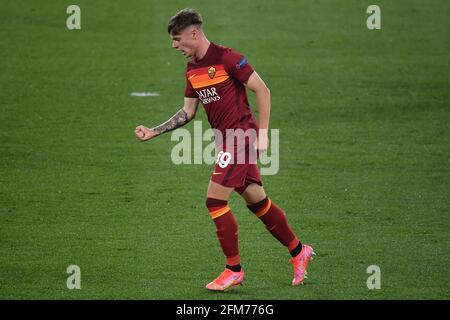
top-left (184, 68), bottom-right (198, 98)
top-left (222, 48), bottom-right (254, 84)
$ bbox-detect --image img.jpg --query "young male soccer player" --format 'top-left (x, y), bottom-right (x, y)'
top-left (135, 8), bottom-right (315, 291)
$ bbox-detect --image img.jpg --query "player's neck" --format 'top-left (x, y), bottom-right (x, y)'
top-left (195, 38), bottom-right (211, 61)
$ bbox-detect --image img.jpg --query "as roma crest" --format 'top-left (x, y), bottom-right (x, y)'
top-left (208, 66), bottom-right (216, 79)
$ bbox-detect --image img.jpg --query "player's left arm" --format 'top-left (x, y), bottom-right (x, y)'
top-left (245, 71), bottom-right (270, 151)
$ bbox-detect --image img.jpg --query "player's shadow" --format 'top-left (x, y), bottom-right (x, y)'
top-left (205, 287), bottom-right (246, 296)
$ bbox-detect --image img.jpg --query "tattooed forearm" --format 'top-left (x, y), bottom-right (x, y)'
top-left (153, 108), bottom-right (191, 136)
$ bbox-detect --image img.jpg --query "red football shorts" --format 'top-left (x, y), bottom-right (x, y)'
top-left (210, 144), bottom-right (263, 194)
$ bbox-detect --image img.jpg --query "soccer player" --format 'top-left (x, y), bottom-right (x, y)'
top-left (135, 8), bottom-right (315, 291)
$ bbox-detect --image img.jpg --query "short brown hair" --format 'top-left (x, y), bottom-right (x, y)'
top-left (168, 8), bottom-right (203, 34)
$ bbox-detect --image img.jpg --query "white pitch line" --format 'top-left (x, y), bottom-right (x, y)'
top-left (131, 92), bottom-right (160, 97)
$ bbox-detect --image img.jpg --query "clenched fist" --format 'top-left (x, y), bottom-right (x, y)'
top-left (135, 125), bottom-right (157, 142)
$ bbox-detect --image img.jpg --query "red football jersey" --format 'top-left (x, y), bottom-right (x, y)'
top-left (185, 42), bottom-right (259, 139)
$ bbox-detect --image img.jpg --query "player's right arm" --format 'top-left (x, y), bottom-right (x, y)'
top-left (134, 97), bottom-right (199, 142)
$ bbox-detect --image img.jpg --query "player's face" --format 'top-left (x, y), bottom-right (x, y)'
top-left (170, 27), bottom-right (198, 58)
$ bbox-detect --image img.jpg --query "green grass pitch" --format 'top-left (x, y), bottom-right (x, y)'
top-left (0, 0), bottom-right (449, 299)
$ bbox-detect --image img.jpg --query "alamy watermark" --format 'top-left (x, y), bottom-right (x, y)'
top-left (170, 121), bottom-right (279, 175)
top-left (366, 265), bottom-right (381, 290)
top-left (66, 265), bottom-right (81, 289)
top-left (66, 5), bottom-right (81, 30)
top-left (367, 5), bottom-right (381, 30)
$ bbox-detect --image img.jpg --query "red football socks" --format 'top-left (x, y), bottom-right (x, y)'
top-left (206, 196), bottom-right (301, 264)
top-left (206, 198), bottom-right (240, 266)
top-left (247, 197), bottom-right (300, 253)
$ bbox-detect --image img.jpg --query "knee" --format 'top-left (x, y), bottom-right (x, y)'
top-left (205, 197), bottom-right (230, 219)
top-left (205, 197), bottom-right (228, 208)
top-left (247, 197), bottom-right (271, 217)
